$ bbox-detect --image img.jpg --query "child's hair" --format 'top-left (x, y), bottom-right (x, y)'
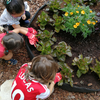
top-left (25, 55), bottom-right (60, 84)
top-left (3, 0), bottom-right (25, 14)
top-left (3, 31), bottom-right (24, 50)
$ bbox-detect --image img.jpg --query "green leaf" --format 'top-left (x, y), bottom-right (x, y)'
top-left (77, 70), bottom-right (82, 78)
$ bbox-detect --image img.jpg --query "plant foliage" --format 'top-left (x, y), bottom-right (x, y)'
top-left (72, 54), bottom-right (93, 78)
top-left (46, 0), bottom-right (62, 12)
top-left (36, 11), bottom-right (53, 30)
top-left (53, 14), bottom-right (65, 33)
top-left (61, 3), bottom-right (97, 38)
top-left (90, 59), bottom-right (100, 78)
top-left (58, 62), bottom-right (73, 87)
top-left (36, 30), bottom-right (57, 55)
top-left (52, 41), bottom-right (72, 62)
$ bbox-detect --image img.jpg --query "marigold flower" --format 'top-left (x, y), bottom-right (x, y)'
top-left (76, 11), bottom-right (79, 13)
top-left (76, 22), bottom-right (80, 26)
top-left (65, 12), bottom-right (68, 16)
top-left (87, 20), bottom-right (91, 24)
top-left (96, 21), bottom-right (98, 23)
top-left (81, 10), bottom-right (85, 14)
top-left (92, 22), bottom-right (95, 25)
top-left (73, 25), bottom-right (77, 28)
top-left (90, 10), bottom-right (92, 13)
top-left (70, 12), bottom-right (73, 15)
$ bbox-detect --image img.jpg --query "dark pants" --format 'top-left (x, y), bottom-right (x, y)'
top-left (3, 11), bottom-right (30, 30)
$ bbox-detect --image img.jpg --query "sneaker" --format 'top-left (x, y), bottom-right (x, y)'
top-left (4, 59), bottom-right (18, 65)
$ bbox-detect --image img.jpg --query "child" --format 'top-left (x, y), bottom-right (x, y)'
top-left (0, 27), bottom-right (38, 65)
top-left (0, 0), bottom-right (30, 30)
top-left (11, 55), bottom-right (62, 100)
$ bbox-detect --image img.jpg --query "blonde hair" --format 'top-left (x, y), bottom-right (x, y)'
top-left (25, 55), bottom-right (60, 84)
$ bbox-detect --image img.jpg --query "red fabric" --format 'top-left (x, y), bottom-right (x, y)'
top-left (54, 72), bottom-right (62, 84)
top-left (0, 33), bottom-right (6, 57)
top-left (26, 32), bottom-right (38, 47)
top-left (28, 28), bottom-right (37, 35)
top-left (11, 63), bottom-right (49, 100)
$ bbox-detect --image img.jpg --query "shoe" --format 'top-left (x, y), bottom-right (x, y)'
top-left (4, 59), bottom-right (18, 65)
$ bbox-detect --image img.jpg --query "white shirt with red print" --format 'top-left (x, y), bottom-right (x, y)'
top-left (11, 63), bottom-right (50, 100)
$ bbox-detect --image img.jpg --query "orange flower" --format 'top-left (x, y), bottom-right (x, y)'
top-left (90, 10), bottom-right (92, 13)
top-left (65, 12), bottom-right (68, 16)
top-left (83, 24), bottom-right (84, 26)
top-left (87, 20), bottom-right (91, 24)
top-left (70, 12), bottom-right (73, 15)
top-left (76, 22), bottom-right (80, 26)
top-left (76, 11), bottom-right (79, 13)
top-left (81, 10), bottom-right (85, 14)
top-left (73, 25), bottom-right (77, 28)
top-left (92, 22), bottom-right (95, 25)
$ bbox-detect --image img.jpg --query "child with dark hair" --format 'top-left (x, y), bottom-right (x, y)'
top-left (0, 0), bottom-right (30, 29)
top-left (11, 55), bottom-right (62, 100)
top-left (0, 27), bottom-right (38, 65)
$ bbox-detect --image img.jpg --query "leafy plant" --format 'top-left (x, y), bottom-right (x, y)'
top-left (58, 62), bottom-right (73, 87)
top-left (52, 41), bottom-right (72, 62)
top-left (46, 0), bottom-right (62, 13)
top-left (53, 14), bottom-right (65, 33)
top-left (63, 0), bottom-right (84, 5)
top-left (83, 0), bottom-right (99, 6)
top-left (61, 3), bottom-right (97, 38)
top-left (72, 54), bottom-right (93, 78)
top-left (90, 59), bottom-right (100, 78)
top-left (36, 30), bottom-right (57, 55)
top-left (36, 11), bottom-right (53, 30)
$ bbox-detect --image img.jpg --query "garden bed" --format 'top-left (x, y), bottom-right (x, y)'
top-left (25, 1), bottom-right (100, 92)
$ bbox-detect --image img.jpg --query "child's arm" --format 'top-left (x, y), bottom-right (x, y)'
top-left (48, 81), bottom-right (55, 95)
top-left (12, 27), bottom-right (38, 47)
top-left (1, 51), bottom-right (13, 60)
top-left (12, 27), bottom-right (28, 35)
top-left (12, 24), bottom-right (21, 29)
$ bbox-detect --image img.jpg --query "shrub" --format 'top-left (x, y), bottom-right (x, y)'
top-left (61, 3), bottom-right (97, 38)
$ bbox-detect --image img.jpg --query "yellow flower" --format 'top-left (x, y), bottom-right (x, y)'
top-left (78, 5), bottom-right (80, 7)
top-left (87, 20), bottom-right (91, 24)
top-left (92, 22), bottom-right (95, 25)
top-left (70, 12), bottom-right (73, 15)
top-left (76, 22), bottom-right (80, 26)
top-left (76, 11), bottom-right (79, 13)
top-left (65, 12), bottom-right (68, 16)
top-left (90, 10), bottom-right (92, 13)
top-left (73, 25), bottom-right (77, 28)
top-left (96, 21), bottom-right (98, 23)
top-left (83, 24), bottom-right (84, 26)
top-left (81, 10), bottom-right (85, 14)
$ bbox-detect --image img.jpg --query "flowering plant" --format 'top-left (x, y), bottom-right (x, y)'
top-left (61, 3), bottom-right (97, 38)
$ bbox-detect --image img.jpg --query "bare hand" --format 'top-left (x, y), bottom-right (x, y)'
top-left (21, 14), bottom-right (26, 20)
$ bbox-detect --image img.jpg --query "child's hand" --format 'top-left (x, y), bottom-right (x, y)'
top-left (26, 32), bottom-right (38, 47)
top-left (28, 28), bottom-right (37, 35)
top-left (54, 72), bottom-right (62, 84)
top-left (28, 34), bottom-right (38, 47)
top-left (22, 14), bottom-right (26, 20)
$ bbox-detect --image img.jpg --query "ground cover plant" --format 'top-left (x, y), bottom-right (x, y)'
top-left (28, 0), bottom-right (100, 90)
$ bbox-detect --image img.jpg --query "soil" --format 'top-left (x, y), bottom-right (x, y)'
top-left (29, 2), bottom-right (100, 90)
top-left (0, 0), bottom-right (100, 100)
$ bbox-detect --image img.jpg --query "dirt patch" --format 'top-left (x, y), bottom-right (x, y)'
top-left (29, 2), bottom-right (100, 90)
